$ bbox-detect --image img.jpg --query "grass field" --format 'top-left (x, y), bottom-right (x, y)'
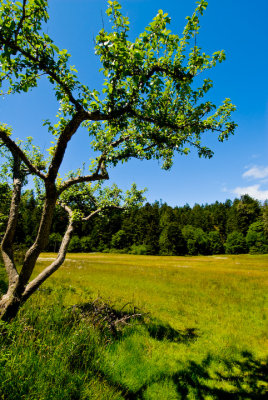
top-left (0, 253), bottom-right (268, 399)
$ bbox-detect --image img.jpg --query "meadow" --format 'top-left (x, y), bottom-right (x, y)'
top-left (0, 253), bottom-right (268, 399)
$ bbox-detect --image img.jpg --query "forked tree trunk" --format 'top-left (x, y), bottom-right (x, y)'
top-left (0, 182), bottom-right (57, 322)
top-left (0, 211), bottom-right (74, 322)
top-left (0, 113), bottom-right (106, 322)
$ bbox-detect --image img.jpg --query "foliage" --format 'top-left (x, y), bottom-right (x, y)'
top-left (129, 243), bottom-right (150, 255)
top-left (68, 235), bottom-right (82, 253)
top-left (182, 224), bottom-right (209, 255)
top-left (80, 236), bottom-right (94, 252)
top-left (110, 229), bottom-right (127, 249)
top-left (1, 189), bottom-right (266, 256)
top-left (0, 0), bottom-right (236, 172)
top-left (262, 201), bottom-right (268, 238)
top-left (224, 231), bottom-right (248, 255)
top-left (246, 221), bottom-right (268, 254)
top-left (47, 232), bottom-right (62, 252)
top-left (207, 230), bottom-right (224, 254)
top-left (159, 222), bottom-right (186, 255)
top-left (226, 195), bottom-right (261, 236)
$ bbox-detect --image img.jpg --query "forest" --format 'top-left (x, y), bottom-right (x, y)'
top-left (1, 183), bottom-right (267, 256)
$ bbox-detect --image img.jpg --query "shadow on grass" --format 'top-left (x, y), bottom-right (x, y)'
top-left (170, 352), bottom-right (268, 400)
top-left (102, 351), bottom-right (268, 400)
top-left (1, 294), bottom-right (267, 400)
top-left (148, 322), bottom-right (197, 344)
top-left (67, 299), bottom-right (199, 346)
top-left (66, 301), bottom-right (264, 399)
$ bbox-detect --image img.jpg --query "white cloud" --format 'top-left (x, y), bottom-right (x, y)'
top-left (242, 165), bottom-right (268, 179)
top-left (232, 184), bottom-right (268, 201)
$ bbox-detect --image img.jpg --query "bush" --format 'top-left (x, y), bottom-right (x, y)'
top-left (47, 232), bottom-right (63, 252)
top-left (129, 244), bottom-right (150, 255)
top-left (110, 230), bottom-right (127, 249)
top-left (80, 236), bottom-right (94, 252)
top-left (224, 232), bottom-right (248, 254)
top-left (182, 225), bottom-right (209, 255)
top-left (208, 231), bottom-right (224, 254)
top-left (108, 248), bottom-right (128, 254)
top-left (68, 235), bottom-right (82, 252)
top-left (159, 223), bottom-right (186, 255)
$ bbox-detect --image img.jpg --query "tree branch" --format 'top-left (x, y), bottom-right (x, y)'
top-left (0, 34), bottom-right (82, 111)
top-left (14, 0), bottom-right (27, 43)
top-left (0, 128), bottom-right (46, 180)
top-left (110, 134), bottom-right (131, 148)
top-left (129, 108), bottom-right (227, 135)
top-left (46, 111), bottom-right (87, 182)
top-left (83, 104), bottom-right (133, 121)
top-left (18, 183), bottom-right (58, 291)
top-left (143, 64), bottom-right (193, 82)
top-left (58, 171), bottom-right (109, 194)
top-left (22, 215), bottom-right (75, 302)
top-left (82, 205), bottom-right (123, 222)
top-left (58, 152), bottom-right (109, 194)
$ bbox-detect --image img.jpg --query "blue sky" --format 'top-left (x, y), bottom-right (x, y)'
top-left (1, 0), bottom-right (268, 206)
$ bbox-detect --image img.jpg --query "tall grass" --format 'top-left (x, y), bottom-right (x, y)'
top-left (0, 253), bottom-right (267, 399)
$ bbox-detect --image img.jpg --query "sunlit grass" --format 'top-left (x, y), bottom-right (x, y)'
top-left (1, 253), bottom-right (268, 399)
top-left (34, 253), bottom-right (268, 356)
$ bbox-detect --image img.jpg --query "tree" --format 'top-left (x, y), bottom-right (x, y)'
top-left (207, 230), bottom-right (224, 254)
top-left (262, 201), bottom-right (268, 239)
top-left (226, 196), bottom-right (261, 236)
top-left (190, 203), bottom-right (213, 232)
top-left (47, 232), bottom-right (63, 253)
top-left (235, 195), bottom-right (261, 235)
top-left (159, 222), bottom-right (186, 255)
top-left (110, 229), bottom-right (127, 250)
top-left (68, 235), bottom-right (82, 253)
top-left (246, 221), bottom-right (268, 254)
top-left (0, 0), bottom-right (236, 321)
top-left (182, 225), bottom-right (209, 255)
top-left (158, 204), bottom-right (187, 255)
top-left (209, 200), bottom-right (230, 241)
top-left (139, 202), bottom-right (160, 254)
top-left (224, 232), bottom-right (248, 255)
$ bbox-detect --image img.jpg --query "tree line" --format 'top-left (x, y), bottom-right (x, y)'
top-left (1, 184), bottom-right (267, 256)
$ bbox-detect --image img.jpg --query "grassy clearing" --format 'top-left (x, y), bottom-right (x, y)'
top-left (0, 253), bottom-right (268, 399)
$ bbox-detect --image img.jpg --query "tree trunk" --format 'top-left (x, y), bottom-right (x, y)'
top-left (0, 211), bottom-right (74, 322)
top-left (0, 290), bottom-right (24, 322)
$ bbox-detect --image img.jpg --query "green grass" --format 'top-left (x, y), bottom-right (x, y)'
top-left (0, 253), bottom-right (268, 399)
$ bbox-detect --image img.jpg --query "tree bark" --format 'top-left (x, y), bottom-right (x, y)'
top-left (0, 183), bottom-right (57, 321)
top-left (22, 217), bottom-right (74, 302)
top-left (0, 154), bottom-right (22, 321)
top-left (0, 293), bottom-right (24, 322)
